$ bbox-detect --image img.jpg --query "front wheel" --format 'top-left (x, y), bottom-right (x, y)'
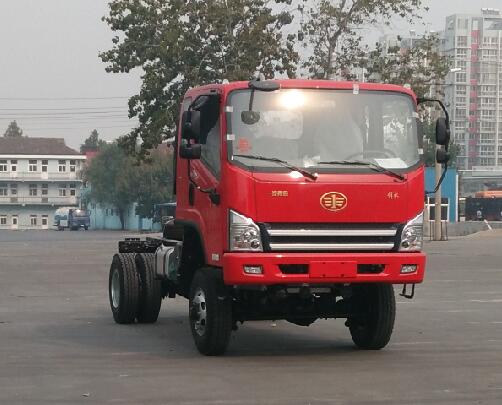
top-left (189, 268), bottom-right (232, 356)
top-left (348, 284), bottom-right (395, 350)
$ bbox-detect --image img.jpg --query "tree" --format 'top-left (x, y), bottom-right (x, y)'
top-left (100, 0), bottom-right (298, 157)
top-left (134, 149), bottom-right (174, 219)
top-left (299, 0), bottom-right (425, 79)
top-left (85, 143), bottom-right (139, 229)
top-left (364, 34), bottom-right (451, 99)
top-left (3, 121), bottom-right (23, 137)
top-left (363, 34), bottom-right (457, 166)
top-left (80, 129), bottom-right (106, 154)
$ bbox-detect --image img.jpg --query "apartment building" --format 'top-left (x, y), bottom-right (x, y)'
top-left (0, 137), bottom-right (86, 230)
top-left (442, 8), bottom-right (502, 170)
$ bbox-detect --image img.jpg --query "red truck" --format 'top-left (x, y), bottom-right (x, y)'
top-left (108, 79), bottom-right (450, 355)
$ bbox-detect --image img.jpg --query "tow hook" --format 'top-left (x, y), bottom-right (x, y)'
top-left (400, 284), bottom-right (415, 300)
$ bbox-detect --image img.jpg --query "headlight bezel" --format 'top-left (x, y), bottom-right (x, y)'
top-left (399, 212), bottom-right (424, 252)
top-left (228, 209), bottom-right (263, 252)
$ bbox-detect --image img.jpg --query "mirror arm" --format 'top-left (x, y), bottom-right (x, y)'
top-left (417, 97), bottom-right (450, 127)
top-left (417, 97), bottom-right (451, 152)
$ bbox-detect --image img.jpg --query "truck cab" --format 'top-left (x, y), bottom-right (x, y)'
top-left (109, 80), bottom-right (449, 355)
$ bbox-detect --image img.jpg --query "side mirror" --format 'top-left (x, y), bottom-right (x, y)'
top-left (241, 111), bottom-right (261, 125)
top-left (435, 117), bottom-right (451, 146)
top-left (181, 110), bottom-right (201, 142)
top-left (179, 144), bottom-right (201, 160)
top-left (436, 149), bottom-right (450, 164)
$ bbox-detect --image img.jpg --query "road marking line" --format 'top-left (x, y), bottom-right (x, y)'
top-left (470, 299), bottom-right (502, 303)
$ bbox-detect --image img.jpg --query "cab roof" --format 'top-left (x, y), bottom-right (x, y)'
top-left (186, 79), bottom-right (417, 101)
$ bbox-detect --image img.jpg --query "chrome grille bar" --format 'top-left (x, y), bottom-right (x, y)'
top-left (267, 229), bottom-right (397, 237)
top-left (269, 243), bottom-right (396, 251)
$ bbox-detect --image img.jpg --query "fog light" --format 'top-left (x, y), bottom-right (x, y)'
top-left (401, 264), bottom-right (418, 274)
top-left (244, 265), bottom-right (263, 275)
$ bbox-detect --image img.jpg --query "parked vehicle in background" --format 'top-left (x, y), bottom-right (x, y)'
top-left (154, 202), bottom-right (176, 225)
top-left (54, 207), bottom-right (90, 231)
top-left (466, 197), bottom-right (502, 221)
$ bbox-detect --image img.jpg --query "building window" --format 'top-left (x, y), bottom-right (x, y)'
top-left (457, 36), bottom-right (468, 47)
top-left (12, 216), bottom-right (18, 226)
top-left (10, 184), bottom-right (17, 195)
top-left (10, 160), bottom-right (17, 172)
top-left (70, 160), bottom-right (76, 172)
top-left (42, 160), bottom-right (48, 172)
top-left (42, 215), bottom-right (48, 226)
top-left (59, 185), bottom-right (67, 197)
top-left (0, 216), bottom-right (6, 225)
top-left (0, 184), bottom-right (7, 196)
top-left (30, 215), bottom-right (37, 226)
top-left (58, 160), bottom-right (66, 172)
top-left (456, 49), bottom-right (467, 58)
top-left (0, 160), bottom-right (7, 172)
top-left (456, 72), bottom-right (467, 83)
top-left (29, 184), bottom-right (38, 196)
top-left (41, 184), bottom-right (48, 196)
top-left (70, 183), bottom-right (76, 196)
top-left (29, 160), bottom-right (38, 172)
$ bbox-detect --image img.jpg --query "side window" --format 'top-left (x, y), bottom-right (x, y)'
top-left (201, 118), bottom-right (221, 178)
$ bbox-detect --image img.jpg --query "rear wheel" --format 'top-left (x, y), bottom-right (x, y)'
top-left (109, 253), bottom-right (139, 324)
top-left (189, 268), bottom-right (232, 356)
top-left (348, 284), bottom-right (395, 350)
top-left (135, 253), bottom-right (162, 323)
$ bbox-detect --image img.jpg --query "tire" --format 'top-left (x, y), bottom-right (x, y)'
top-left (189, 268), bottom-right (232, 356)
top-left (109, 253), bottom-right (140, 324)
top-left (84, 226), bottom-right (88, 231)
top-left (348, 284), bottom-right (395, 350)
top-left (135, 253), bottom-right (162, 323)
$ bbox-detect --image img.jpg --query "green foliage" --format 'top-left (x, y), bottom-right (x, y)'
top-left (363, 34), bottom-right (455, 166)
top-left (299, 0), bottom-right (426, 79)
top-left (100, 0), bottom-right (298, 157)
top-left (134, 149), bottom-right (174, 219)
top-left (364, 34), bottom-right (451, 98)
top-left (84, 143), bottom-right (173, 228)
top-left (85, 143), bottom-right (139, 229)
top-left (80, 129), bottom-right (106, 154)
top-left (3, 120), bottom-right (23, 137)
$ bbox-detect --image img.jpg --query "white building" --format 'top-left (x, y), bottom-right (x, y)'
top-left (442, 8), bottom-right (502, 170)
top-left (0, 137), bottom-right (86, 230)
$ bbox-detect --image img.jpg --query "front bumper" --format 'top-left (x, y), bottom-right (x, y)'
top-left (223, 252), bottom-right (426, 285)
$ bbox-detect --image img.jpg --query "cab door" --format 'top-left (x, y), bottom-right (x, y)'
top-left (176, 91), bottom-right (224, 267)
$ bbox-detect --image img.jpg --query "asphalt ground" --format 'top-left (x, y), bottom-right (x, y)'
top-left (0, 230), bottom-right (501, 405)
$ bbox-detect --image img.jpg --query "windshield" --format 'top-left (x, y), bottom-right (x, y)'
top-left (227, 89), bottom-right (420, 171)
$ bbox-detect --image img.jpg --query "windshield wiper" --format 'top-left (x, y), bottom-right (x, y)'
top-left (318, 160), bottom-right (406, 181)
top-left (233, 154), bottom-right (318, 181)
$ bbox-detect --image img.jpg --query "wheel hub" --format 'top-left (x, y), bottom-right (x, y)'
top-left (191, 288), bottom-right (207, 336)
top-left (111, 268), bottom-right (120, 309)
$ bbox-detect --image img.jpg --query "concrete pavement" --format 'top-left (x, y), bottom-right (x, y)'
top-left (0, 230), bottom-right (501, 404)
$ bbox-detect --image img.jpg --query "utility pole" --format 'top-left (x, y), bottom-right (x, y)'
top-left (434, 144), bottom-right (443, 241)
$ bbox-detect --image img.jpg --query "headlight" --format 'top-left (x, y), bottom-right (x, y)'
top-left (399, 212), bottom-right (424, 252)
top-left (229, 210), bottom-right (263, 252)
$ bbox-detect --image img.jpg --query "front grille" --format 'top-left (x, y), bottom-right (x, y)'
top-left (261, 223), bottom-right (399, 252)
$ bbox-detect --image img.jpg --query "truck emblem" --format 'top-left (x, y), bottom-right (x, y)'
top-left (320, 192), bottom-right (348, 212)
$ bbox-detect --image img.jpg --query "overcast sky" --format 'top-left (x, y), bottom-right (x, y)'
top-left (1, 0), bottom-right (501, 150)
